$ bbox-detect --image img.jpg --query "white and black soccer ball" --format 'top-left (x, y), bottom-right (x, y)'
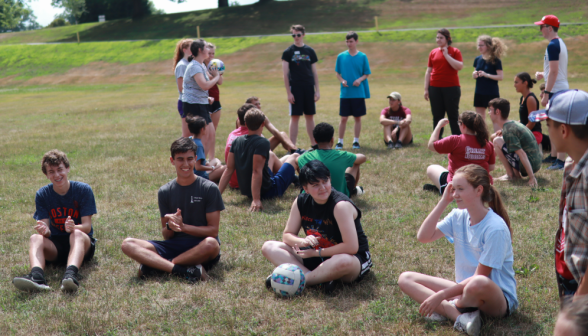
top-left (270, 263), bottom-right (305, 297)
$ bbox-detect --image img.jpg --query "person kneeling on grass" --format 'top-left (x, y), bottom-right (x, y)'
top-left (399, 164), bottom-right (517, 336)
top-left (424, 111), bottom-right (495, 195)
top-left (121, 137), bottom-right (224, 282)
top-left (13, 150), bottom-right (97, 293)
top-left (261, 160), bottom-right (372, 294)
top-left (488, 98), bottom-right (542, 187)
top-left (186, 115), bottom-right (226, 184)
top-left (379, 91), bottom-right (413, 149)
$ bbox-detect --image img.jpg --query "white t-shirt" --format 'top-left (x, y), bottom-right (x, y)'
top-left (174, 58), bottom-right (189, 100)
top-left (437, 208), bottom-right (518, 312)
top-left (544, 38), bottom-right (569, 93)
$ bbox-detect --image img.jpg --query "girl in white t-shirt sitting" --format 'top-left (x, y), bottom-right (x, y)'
top-left (399, 164), bottom-right (517, 336)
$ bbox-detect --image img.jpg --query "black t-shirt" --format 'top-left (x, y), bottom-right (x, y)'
top-left (158, 177), bottom-right (225, 240)
top-left (281, 44), bottom-right (318, 87)
top-left (297, 190), bottom-right (369, 253)
top-left (230, 134), bottom-right (273, 197)
top-left (473, 55), bottom-right (502, 96)
top-left (519, 92), bottom-right (542, 133)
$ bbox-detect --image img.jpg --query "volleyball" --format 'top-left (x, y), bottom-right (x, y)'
top-left (208, 59), bottom-right (225, 75)
top-left (270, 263), bottom-right (305, 297)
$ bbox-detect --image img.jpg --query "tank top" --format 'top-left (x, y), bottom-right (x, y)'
top-left (519, 92), bottom-right (542, 133)
top-left (297, 190), bottom-right (369, 253)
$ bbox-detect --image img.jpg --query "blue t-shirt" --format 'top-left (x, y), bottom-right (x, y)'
top-left (191, 137), bottom-right (209, 179)
top-left (436, 208), bottom-right (518, 311)
top-left (335, 51), bottom-right (371, 99)
top-left (473, 55), bottom-right (502, 96)
top-left (34, 181), bottom-right (97, 237)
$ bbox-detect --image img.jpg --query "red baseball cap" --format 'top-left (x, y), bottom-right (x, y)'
top-left (534, 15), bottom-right (560, 28)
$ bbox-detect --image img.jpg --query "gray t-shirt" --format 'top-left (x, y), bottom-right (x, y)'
top-left (182, 60), bottom-right (209, 104)
top-left (174, 58), bottom-right (189, 100)
top-left (158, 177), bottom-right (225, 240)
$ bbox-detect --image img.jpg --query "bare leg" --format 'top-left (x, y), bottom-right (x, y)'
top-left (181, 117), bottom-right (190, 138)
top-left (550, 138), bottom-right (557, 157)
top-left (289, 115), bottom-right (300, 146)
top-left (171, 237), bottom-right (219, 267)
top-left (208, 165), bottom-right (226, 183)
top-left (345, 164), bottom-right (361, 185)
top-left (493, 137), bottom-right (519, 180)
top-left (426, 164), bottom-right (448, 189)
top-left (268, 151), bottom-right (282, 174)
top-left (210, 111), bottom-right (221, 131)
top-left (339, 117), bottom-right (348, 140)
top-left (354, 117), bottom-right (361, 139)
top-left (557, 152), bottom-right (567, 161)
top-left (121, 238), bottom-right (174, 273)
top-left (269, 131), bottom-right (296, 152)
top-left (399, 126), bottom-right (413, 145)
top-left (398, 271), bottom-right (461, 321)
top-left (67, 230), bottom-right (91, 267)
top-left (206, 123), bottom-right (216, 160)
top-left (305, 115), bottom-right (316, 146)
top-left (457, 275), bottom-right (508, 318)
top-left (383, 125), bottom-right (393, 143)
top-left (474, 107), bottom-right (486, 120)
top-left (29, 234), bottom-right (58, 269)
top-left (390, 127), bottom-right (400, 143)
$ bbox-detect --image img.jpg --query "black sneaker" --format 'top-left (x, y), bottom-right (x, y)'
top-left (265, 274), bottom-right (272, 290)
top-left (290, 148), bottom-right (306, 155)
top-left (543, 155), bottom-right (557, 164)
top-left (335, 142), bottom-right (343, 150)
top-left (60, 271), bottom-right (81, 292)
top-left (184, 265), bottom-right (202, 283)
top-left (423, 184), bottom-right (440, 193)
top-left (387, 141), bottom-right (394, 149)
top-left (138, 264), bottom-right (162, 278)
top-left (13, 273), bottom-right (50, 292)
top-left (292, 175), bottom-right (300, 188)
top-left (395, 141), bottom-right (403, 149)
top-left (320, 280), bottom-right (337, 295)
top-left (352, 142), bottom-right (360, 149)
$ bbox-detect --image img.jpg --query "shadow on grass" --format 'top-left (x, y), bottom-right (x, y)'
top-left (308, 271), bottom-right (379, 312)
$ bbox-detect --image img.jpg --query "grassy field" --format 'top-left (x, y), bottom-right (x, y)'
top-left (0, 0), bottom-right (586, 45)
top-left (1, 30), bottom-right (588, 334)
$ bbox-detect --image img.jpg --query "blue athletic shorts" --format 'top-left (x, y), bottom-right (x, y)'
top-left (261, 162), bottom-right (295, 199)
top-left (149, 236), bottom-right (220, 271)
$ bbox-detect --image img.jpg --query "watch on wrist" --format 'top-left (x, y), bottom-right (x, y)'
top-left (544, 90), bottom-right (552, 95)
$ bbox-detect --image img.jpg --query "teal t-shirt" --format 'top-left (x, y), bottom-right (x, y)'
top-left (335, 50), bottom-right (371, 99)
top-left (298, 149), bottom-right (357, 196)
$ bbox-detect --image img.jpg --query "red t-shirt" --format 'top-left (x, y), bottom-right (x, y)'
top-left (433, 134), bottom-right (495, 183)
top-left (380, 106), bottom-right (412, 121)
top-left (208, 84), bottom-right (220, 102)
top-left (225, 126), bottom-right (249, 188)
top-left (556, 198), bottom-right (575, 280)
top-left (427, 46), bottom-right (462, 88)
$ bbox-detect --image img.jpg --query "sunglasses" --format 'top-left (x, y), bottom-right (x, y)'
top-left (539, 24), bottom-right (549, 30)
top-left (292, 33), bottom-right (302, 38)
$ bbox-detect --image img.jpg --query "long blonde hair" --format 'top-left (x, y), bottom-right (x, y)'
top-left (478, 35), bottom-right (507, 64)
top-left (172, 39), bottom-right (193, 73)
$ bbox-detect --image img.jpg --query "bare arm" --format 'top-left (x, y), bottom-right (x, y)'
top-left (250, 154), bottom-right (266, 210)
top-left (218, 152), bottom-right (235, 194)
top-left (354, 153), bottom-right (367, 165)
top-left (312, 63), bottom-right (320, 101)
top-left (160, 217), bottom-right (174, 240)
top-left (75, 215), bottom-right (93, 235)
top-left (442, 48), bottom-right (463, 71)
top-left (514, 149), bottom-right (538, 187)
top-left (417, 192), bottom-right (452, 243)
top-left (194, 72), bottom-right (220, 91)
top-left (380, 114), bottom-right (398, 126)
top-left (424, 67), bottom-right (432, 100)
top-left (525, 95), bottom-right (538, 130)
top-left (336, 73), bottom-right (348, 87)
top-left (545, 60), bottom-right (559, 92)
top-left (353, 74), bottom-right (369, 87)
top-left (181, 211), bottom-right (220, 238)
top-left (217, 74), bottom-right (223, 85)
top-left (176, 77), bottom-right (183, 93)
top-left (194, 159), bottom-right (215, 172)
top-left (282, 199), bottom-right (306, 247)
top-left (282, 61), bottom-right (294, 104)
top-left (478, 70), bottom-right (503, 81)
top-left (428, 119), bottom-right (448, 151)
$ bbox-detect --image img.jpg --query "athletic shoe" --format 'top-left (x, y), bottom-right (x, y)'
top-left (542, 155), bottom-right (557, 164)
top-left (352, 142), bottom-right (360, 149)
top-left (60, 271), bottom-right (81, 292)
top-left (424, 313), bottom-right (448, 322)
top-left (185, 265), bottom-right (203, 283)
top-left (387, 141), bottom-right (394, 149)
top-left (356, 186), bottom-right (364, 196)
top-left (12, 273), bottom-right (50, 292)
top-left (423, 184), bottom-right (440, 193)
top-left (395, 141), bottom-right (403, 149)
top-left (290, 148), bottom-right (306, 155)
top-left (335, 142), bottom-right (343, 150)
top-left (320, 280), bottom-right (337, 295)
top-left (265, 274), bottom-right (272, 290)
top-left (138, 264), bottom-right (159, 278)
top-left (546, 159), bottom-right (565, 170)
top-left (454, 310), bottom-right (482, 336)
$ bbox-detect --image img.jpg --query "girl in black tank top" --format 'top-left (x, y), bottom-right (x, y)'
top-left (514, 72), bottom-right (541, 133)
top-left (519, 92), bottom-right (541, 133)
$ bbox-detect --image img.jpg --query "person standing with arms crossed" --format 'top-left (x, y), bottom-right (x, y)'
top-left (334, 31), bottom-right (371, 150)
top-left (424, 29), bottom-right (464, 139)
top-left (535, 15), bottom-right (569, 170)
top-left (282, 24), bottom-right (320, 148)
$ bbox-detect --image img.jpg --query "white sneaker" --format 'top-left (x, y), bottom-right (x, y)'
top-left (424, 312), bottom-right (447, 322)
top-left (454, 310), bottom-right (481, 336)
top-left (356, 186), bottom-right (364, 196)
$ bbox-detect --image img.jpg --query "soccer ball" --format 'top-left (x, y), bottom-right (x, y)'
top-left (270, 263), bottom-right (305, 297)
top-left (208, 59), bottom-right (225, 75)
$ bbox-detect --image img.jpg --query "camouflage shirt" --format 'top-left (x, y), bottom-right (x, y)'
top-left (502, 121), bottom-right (542, 175)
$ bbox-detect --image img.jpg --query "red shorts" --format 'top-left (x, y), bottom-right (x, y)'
top-left (532, 131), bottom-right (543, 145)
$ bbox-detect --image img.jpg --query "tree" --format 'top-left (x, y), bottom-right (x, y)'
top-left (218, 0), bottom-right (228, 7)
top-left (0, 0), bottom-right (39, 32)
top-left (51, 0), bottom-right (86, 24)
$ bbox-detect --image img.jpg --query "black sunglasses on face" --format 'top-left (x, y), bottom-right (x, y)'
top-left (292, 33), bottom-right (302, 38)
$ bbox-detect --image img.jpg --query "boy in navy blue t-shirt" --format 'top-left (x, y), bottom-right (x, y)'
top-left (12, 150), bottom-right (97, 292)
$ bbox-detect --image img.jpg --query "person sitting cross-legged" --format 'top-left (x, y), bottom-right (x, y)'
top-left (297, 122), bottom-right (366, 197)
top-left (121, 137), bottom-right (224, 282)
top-left (261, 160), bottom-right (372, 294)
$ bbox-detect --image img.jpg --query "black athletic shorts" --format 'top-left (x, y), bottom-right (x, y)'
top-left (473, 93), bottom-right (499, 108)
top-left (339, 98), bottom-right (366, 117)
top-left (183, 102), bottom-right (212, 124)
top-left (208, 100), bottom-right (221, 114)
top-left (439, 171), bottom-right (449, 195)
top-left (345, 173), bottom-right (357, 196)
top-left (501, 143), bottom-right (527, 176)
top-left (289, 85), bottom-right (316, 116)
top-left (302, 250), bottom-right (372, 282)
top-left (48, 234), bottom-right (96, 265)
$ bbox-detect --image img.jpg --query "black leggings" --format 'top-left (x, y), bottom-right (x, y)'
top-left (429, 86), bottom-right (461, 138)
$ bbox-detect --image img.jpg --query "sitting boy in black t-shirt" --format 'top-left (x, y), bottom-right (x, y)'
top-left (121, 137), bottom-right (224, 282)
top-left (261, 160), bottom-right (372, 294)
top-left (12, 150), bottom-right (97, 293)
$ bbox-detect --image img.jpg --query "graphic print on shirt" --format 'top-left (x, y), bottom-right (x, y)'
top-left (292, 51), bottom-right (311, 65)
top-left (50, 200), bottom-right (80, 232)
top-left (301, 216), bottom-right (337, 248)
top-left (465, 146), bottom-right (486, 160)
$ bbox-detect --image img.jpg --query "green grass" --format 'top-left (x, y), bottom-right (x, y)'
top-left (1, 35), bottom-right (588, 334)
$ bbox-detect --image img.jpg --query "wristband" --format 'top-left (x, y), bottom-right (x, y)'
top-left (544, 90), bottom-right (552, 95)
top-left (166, 222), bottom-right (171, 231)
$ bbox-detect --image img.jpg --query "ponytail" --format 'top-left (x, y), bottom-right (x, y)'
top-left (478, 35), bottom-right (508, 64)
top-left (487, 185), bottom-right (512, 236)
top-left (459, 111), bottom-right (489, 148)
top-left (172, 39), bottom-right (193, 73)
top-left (516, 72), bottom-right (537, 89)
top-left (188, 39), bottom-right (207, 62)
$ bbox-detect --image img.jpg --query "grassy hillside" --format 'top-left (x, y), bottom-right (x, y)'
top-left (0, 0), bottom-right (586, 45)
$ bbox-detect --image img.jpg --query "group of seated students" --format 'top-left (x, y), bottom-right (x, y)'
top-left (10, 88), bottom-right (588, 336)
